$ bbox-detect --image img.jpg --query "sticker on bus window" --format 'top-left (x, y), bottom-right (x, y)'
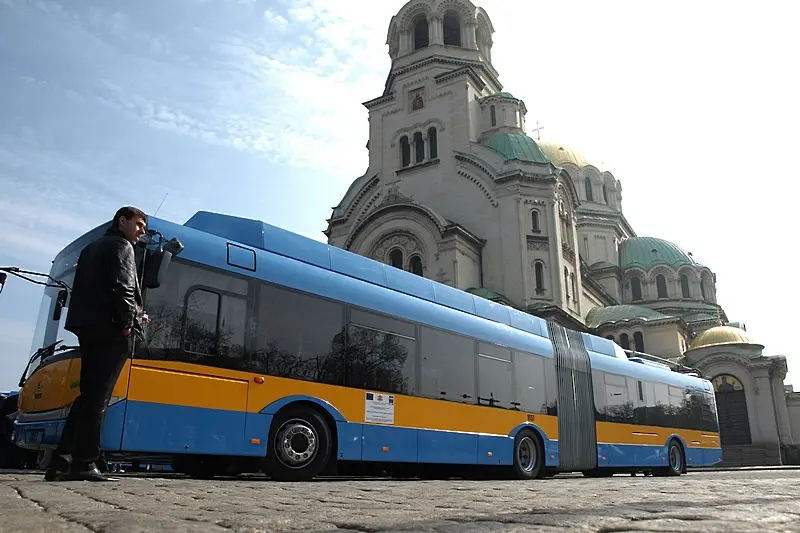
top-left (365, 392), bottom-right (394, 424)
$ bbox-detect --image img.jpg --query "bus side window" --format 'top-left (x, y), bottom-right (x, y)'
top-left (420, 327), bottom-right (475, 403)
top-left (513, 351), bottom-right (547, 413)
top-left (346, 308), bottom-right (416, 396)
top-left (181, 287), bottom-right (249, 368)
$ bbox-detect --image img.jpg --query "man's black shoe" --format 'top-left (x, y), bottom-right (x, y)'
top-left (43, 467), bottom-right (66, 482)
top-left (65, 462), bottom-right (119, 482)
top-left (43, 454), bottom-right (70, 482)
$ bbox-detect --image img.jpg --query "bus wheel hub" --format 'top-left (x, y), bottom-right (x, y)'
top-left (276, 420), bottom-right (317, 467)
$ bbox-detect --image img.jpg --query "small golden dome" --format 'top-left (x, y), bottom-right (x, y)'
top-left (688, 325), bottom-right (759, 350)
top-left (538, 141), bottom-right (590, 168)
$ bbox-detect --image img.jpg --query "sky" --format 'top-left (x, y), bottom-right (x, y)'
top-left (0, 0), bottom-right (798, 392)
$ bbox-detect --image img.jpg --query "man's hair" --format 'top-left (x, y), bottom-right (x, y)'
top-left (112, 206), bottom-right (148, 229)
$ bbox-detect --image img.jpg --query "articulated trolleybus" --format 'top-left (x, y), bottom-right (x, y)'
top-left (9, 211), bottom-right (722, 480)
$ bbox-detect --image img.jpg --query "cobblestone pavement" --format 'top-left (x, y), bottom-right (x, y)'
top-left (1, 469), bottom-right (799, 532)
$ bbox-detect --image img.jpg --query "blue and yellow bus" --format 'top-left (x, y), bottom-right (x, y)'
top-left (9, 210), bottom-right (722, 480)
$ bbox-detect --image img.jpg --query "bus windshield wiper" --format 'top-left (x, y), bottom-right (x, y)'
top-left (0, 267), bottom-right (72, 292)
top-left (18, 340), bottom-right (64, 388)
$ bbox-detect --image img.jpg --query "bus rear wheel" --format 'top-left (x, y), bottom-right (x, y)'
top-left (654, 440), bottom-right (684, 477)
top-left (262, 405), bottom-right (332, 481)
top-left (511, 429), bottom-right (544, 480)
top-left (665, 440), bottom-right (684, 476)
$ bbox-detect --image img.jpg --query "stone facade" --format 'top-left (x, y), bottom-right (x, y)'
top-left (324, 0), bottom-right (798, 465)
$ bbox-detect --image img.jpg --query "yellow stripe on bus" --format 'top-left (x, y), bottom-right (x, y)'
top-left (595, 421), bottom-right (720, 448)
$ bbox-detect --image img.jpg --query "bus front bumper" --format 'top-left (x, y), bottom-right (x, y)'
top-left (12, 417), bottom-right (65, 451)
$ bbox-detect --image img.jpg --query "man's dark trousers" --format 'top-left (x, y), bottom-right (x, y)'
top-left (55, 329), bottom-right (131, 467)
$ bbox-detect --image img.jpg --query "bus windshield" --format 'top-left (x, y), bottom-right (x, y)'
top-left (26, 224), bottom-right (110, 360)
top-left (25, 270), bottom-right (79, 377)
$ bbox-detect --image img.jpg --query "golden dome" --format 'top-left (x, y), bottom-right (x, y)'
top-left (538, 141), bottom-right (590, 168)
top-left (688, 325), bottom-right (761, 350)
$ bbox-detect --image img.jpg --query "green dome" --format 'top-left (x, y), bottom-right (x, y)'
top-left (480, 132), bottom-right (551, 164)
top-left (481, 92), bottom-right (517, 101)
top-left (586, 305), bottom-right (672, 329)
top-left (619, 237), bottom-right (700, 271)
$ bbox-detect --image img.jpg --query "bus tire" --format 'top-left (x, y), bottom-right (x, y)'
top-left (263, 405), bottom-right (332, 481)
top-left (665, 439), bottom-right (684, 476)
top-left (512, 429), bottom-right (544, 480)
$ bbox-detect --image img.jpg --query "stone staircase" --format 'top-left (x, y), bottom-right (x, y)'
top-left (720, 444), bottom-right (782, 466)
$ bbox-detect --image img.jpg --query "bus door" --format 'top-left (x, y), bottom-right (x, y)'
top-left (120, 276), bottom-right (252, 458)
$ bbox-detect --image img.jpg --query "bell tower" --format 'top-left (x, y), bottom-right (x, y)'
top-left (363, 0), bottom-right (500, 174)
top-left (386, 0), bottom-right (496, 67)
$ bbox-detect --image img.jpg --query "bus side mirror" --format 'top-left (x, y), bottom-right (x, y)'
top-left (0, 272), bottom-right (7, 295)
top-left (142, 237), bottom-right (183, 289)
top-left (52, 289), bottom-right (68, 321)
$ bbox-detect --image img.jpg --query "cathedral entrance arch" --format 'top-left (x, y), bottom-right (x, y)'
top-left (712, 374), bottom-right (752, 446)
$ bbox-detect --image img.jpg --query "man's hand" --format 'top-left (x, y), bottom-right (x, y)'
top-left (123, 328), bottom-right (131, 337)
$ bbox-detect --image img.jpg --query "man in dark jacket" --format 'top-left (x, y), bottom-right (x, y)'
top-left (45, 206), bottom-right (148, 482)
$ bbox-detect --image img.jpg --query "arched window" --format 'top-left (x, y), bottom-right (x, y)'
top-left (409, 256), bottom-right (423, 276)
top-left (584, 178), bottom-right (593, 202)
top-left (414, 131), bottom-right (424, 163)
top-left (413, 17), bottom-right (429, 49)
top-left (570, 272), bottom-right (577, 304)
top-left (630, 276), bottom-right (642, 301)
top-left (443, 13), bottom-right (461, 46)
top-left (602, 183), bottom-right (609, 203)
top-left (656, 274), bottom-right (668, 298)
top-left (633, 331), bottom-right (644, 352)
top-left (490, 105), bottom-right (496, 127)
top-left (619, 333), bottom-right (630, 350)
top-left (534, 261), bottom-right (545, 293)
top-left (531, 210), bottom-right (540, 232)
top-left (605, 335), bottom-right (615, 341)
top-left (428, 127), bottom-right (438, 159)
top-left (680, 274), bottom-right (690, 298)
top-left (400, 136), bottom-right (410, 167)
top-left (389, 249), bottom-right (403, 269)
top-left (564, 267), bottom-right (570, 300)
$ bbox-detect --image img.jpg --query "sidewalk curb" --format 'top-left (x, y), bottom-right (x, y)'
top-left (689, 465), bottom-right (800, 472)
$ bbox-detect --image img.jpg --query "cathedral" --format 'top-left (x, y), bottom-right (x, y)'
top-left (323, 0), bottom-right (800, 466)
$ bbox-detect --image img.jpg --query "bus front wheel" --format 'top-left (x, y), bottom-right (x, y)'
top-left (262, 405), bottom-right (332, 481)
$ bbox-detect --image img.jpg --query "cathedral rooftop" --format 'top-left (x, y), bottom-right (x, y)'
top-left (619, 236), bottom-right (701, 271)
top-left (586, 304), bottom-right (673, 328)
top-left (687, 325), bottom-right (763, 351)
top-left (479, 132), bottom-right (550, 164)
top-left (480, 92), bottom-right (518, 101)
top-left (538, 141), bottom-right (590, 168)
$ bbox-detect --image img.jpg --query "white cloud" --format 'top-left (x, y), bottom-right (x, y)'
top-left (287, 6), bottom-right (315, 23)
top-left (263, 10), bottom-right (288, 29)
